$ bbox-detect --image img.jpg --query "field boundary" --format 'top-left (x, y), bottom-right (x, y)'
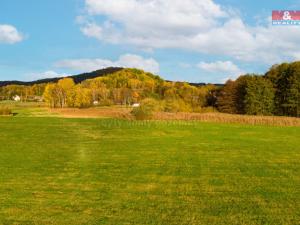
top-left (49, 107), bottom-right (300, 127)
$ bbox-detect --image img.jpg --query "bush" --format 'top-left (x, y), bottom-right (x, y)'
top-left (164, 99), bottom-right (192, 113)
top-left (0, 107), bottom-right (12, 116)
top-left (131, 98), bottom-right (162, 120)
top-left (131, 106), bottom-right (152, 120)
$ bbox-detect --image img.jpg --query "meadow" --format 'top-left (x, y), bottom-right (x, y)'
top-left (0, 104), bottom-right (299, 224)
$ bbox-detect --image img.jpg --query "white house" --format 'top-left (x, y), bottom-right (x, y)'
top-left (13, 95), bottom-right (21, 102)
top-left (132, 103), bottom-right (140, 108)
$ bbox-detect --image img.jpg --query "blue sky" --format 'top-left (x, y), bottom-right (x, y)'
top-left (0, 0), bottom-right (299, 83)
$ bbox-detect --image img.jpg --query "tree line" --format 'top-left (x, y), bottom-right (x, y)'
top-left (0, 83), bottom-right (46, 101)
top-left (0, 63), bottom-right (299, 117)
top-left (216, 62), bottom-right (300, 117)
top-left (42, 69), bottom-right (216, 111)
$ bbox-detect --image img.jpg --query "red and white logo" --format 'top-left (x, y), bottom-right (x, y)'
top-left (272, 10), bottom-right (300, 25)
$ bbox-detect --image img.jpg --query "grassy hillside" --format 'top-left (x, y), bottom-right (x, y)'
top-left (0, 117), bottom-right (299, 224)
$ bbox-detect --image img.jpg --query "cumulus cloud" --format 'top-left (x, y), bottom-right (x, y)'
top-left (78, 0), bottom-right (300, 64)
top-left (197, 60), bottom-right (244, 82)
top-left (55, 54), bottom-right (160, 74)
top-left (79, 0), bottom-right (227, 47)
top-left (0, 24), bottom-right (24, 44)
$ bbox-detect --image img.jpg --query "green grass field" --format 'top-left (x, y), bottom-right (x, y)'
top-left (0, 116), bottom-right (299, 224)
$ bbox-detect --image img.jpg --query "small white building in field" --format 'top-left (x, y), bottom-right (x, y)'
top-left (132, 103), bottom-right (140, 108)
top-left (13, 95), bottom-right (21, 102)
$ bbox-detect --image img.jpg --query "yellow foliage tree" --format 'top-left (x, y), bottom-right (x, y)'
top-left (73, 85), bottom-right (92, 108)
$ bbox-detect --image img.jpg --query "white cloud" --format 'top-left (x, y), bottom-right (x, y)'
top-left (80, 0), bottom-right (227, 46)
top-left (197, 61), bottom-right (242, 73)
top-left (85, 0), bottom-right (227, 31)
top-left (197, 60), bottom-right (244, 82)
top-left (0, 24), bottom-right (24, 44)
top-left (80, 22), bottom-right (103, 40)
top-left (27, 71), bottom-right (68, 81)
top-left (79, 0), bottom-right (300, 64)
top-left (55, 54), bottom-right (160, 74)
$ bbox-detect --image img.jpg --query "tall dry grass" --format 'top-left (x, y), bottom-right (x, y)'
top-left (153, 112), bottom-right (300, 127)
top-left (0, 107), bottom-right (12, 116)
top-left (51, 107), bottom-right (300, 127)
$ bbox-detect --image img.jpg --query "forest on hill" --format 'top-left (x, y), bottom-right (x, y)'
top-left (0, 62), bottom-right (299, 118)
top-left (0, 67), bottom-right (123, 87)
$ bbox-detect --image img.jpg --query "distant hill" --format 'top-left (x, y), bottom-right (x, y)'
top-left (0, 67), bottom-right (123, 87)
top-left (189, 82), bottom-right (223, 87)
top-left (0, 67), bottom-right (223, 87)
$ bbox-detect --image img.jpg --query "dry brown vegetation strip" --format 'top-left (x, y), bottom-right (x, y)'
top-left (153, 112), bottom-right (300, 127)
top-left (51, 107), bottom-right (300, 127)
top-left (51, 107), bottom-right (133, 119)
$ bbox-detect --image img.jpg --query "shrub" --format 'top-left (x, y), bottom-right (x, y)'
top-left (131, 107), bottom-right (151, 120)
top-left (0, 107), bottom-right (12, 116)
top-left (131, 98), bottom-right (162, 120)
top-left (164, 99), bottom-right (192, 113)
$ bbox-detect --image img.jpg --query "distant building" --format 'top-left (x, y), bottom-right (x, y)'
top-left (93, 101), bottom-right (99, 105)
top-left (13, 95), bottom-right (21, 102)
top-left (132, 103), bottom-right (140, 108)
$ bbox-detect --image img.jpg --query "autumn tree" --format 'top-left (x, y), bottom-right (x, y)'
top-left (244, 76), bottom-right (275, 115)
top-left (217, 80), bottom-right (238, 114)
top-left (265, 62), bottom-right (300, 117)
top-left (57, 78), bottom-right (75, 108)
top-left (72, 85), bottom-right (93, 108)
top-left (43, 78), bottom-right (75, 108)
top-left (43, 83), bottom-right (58, 108)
